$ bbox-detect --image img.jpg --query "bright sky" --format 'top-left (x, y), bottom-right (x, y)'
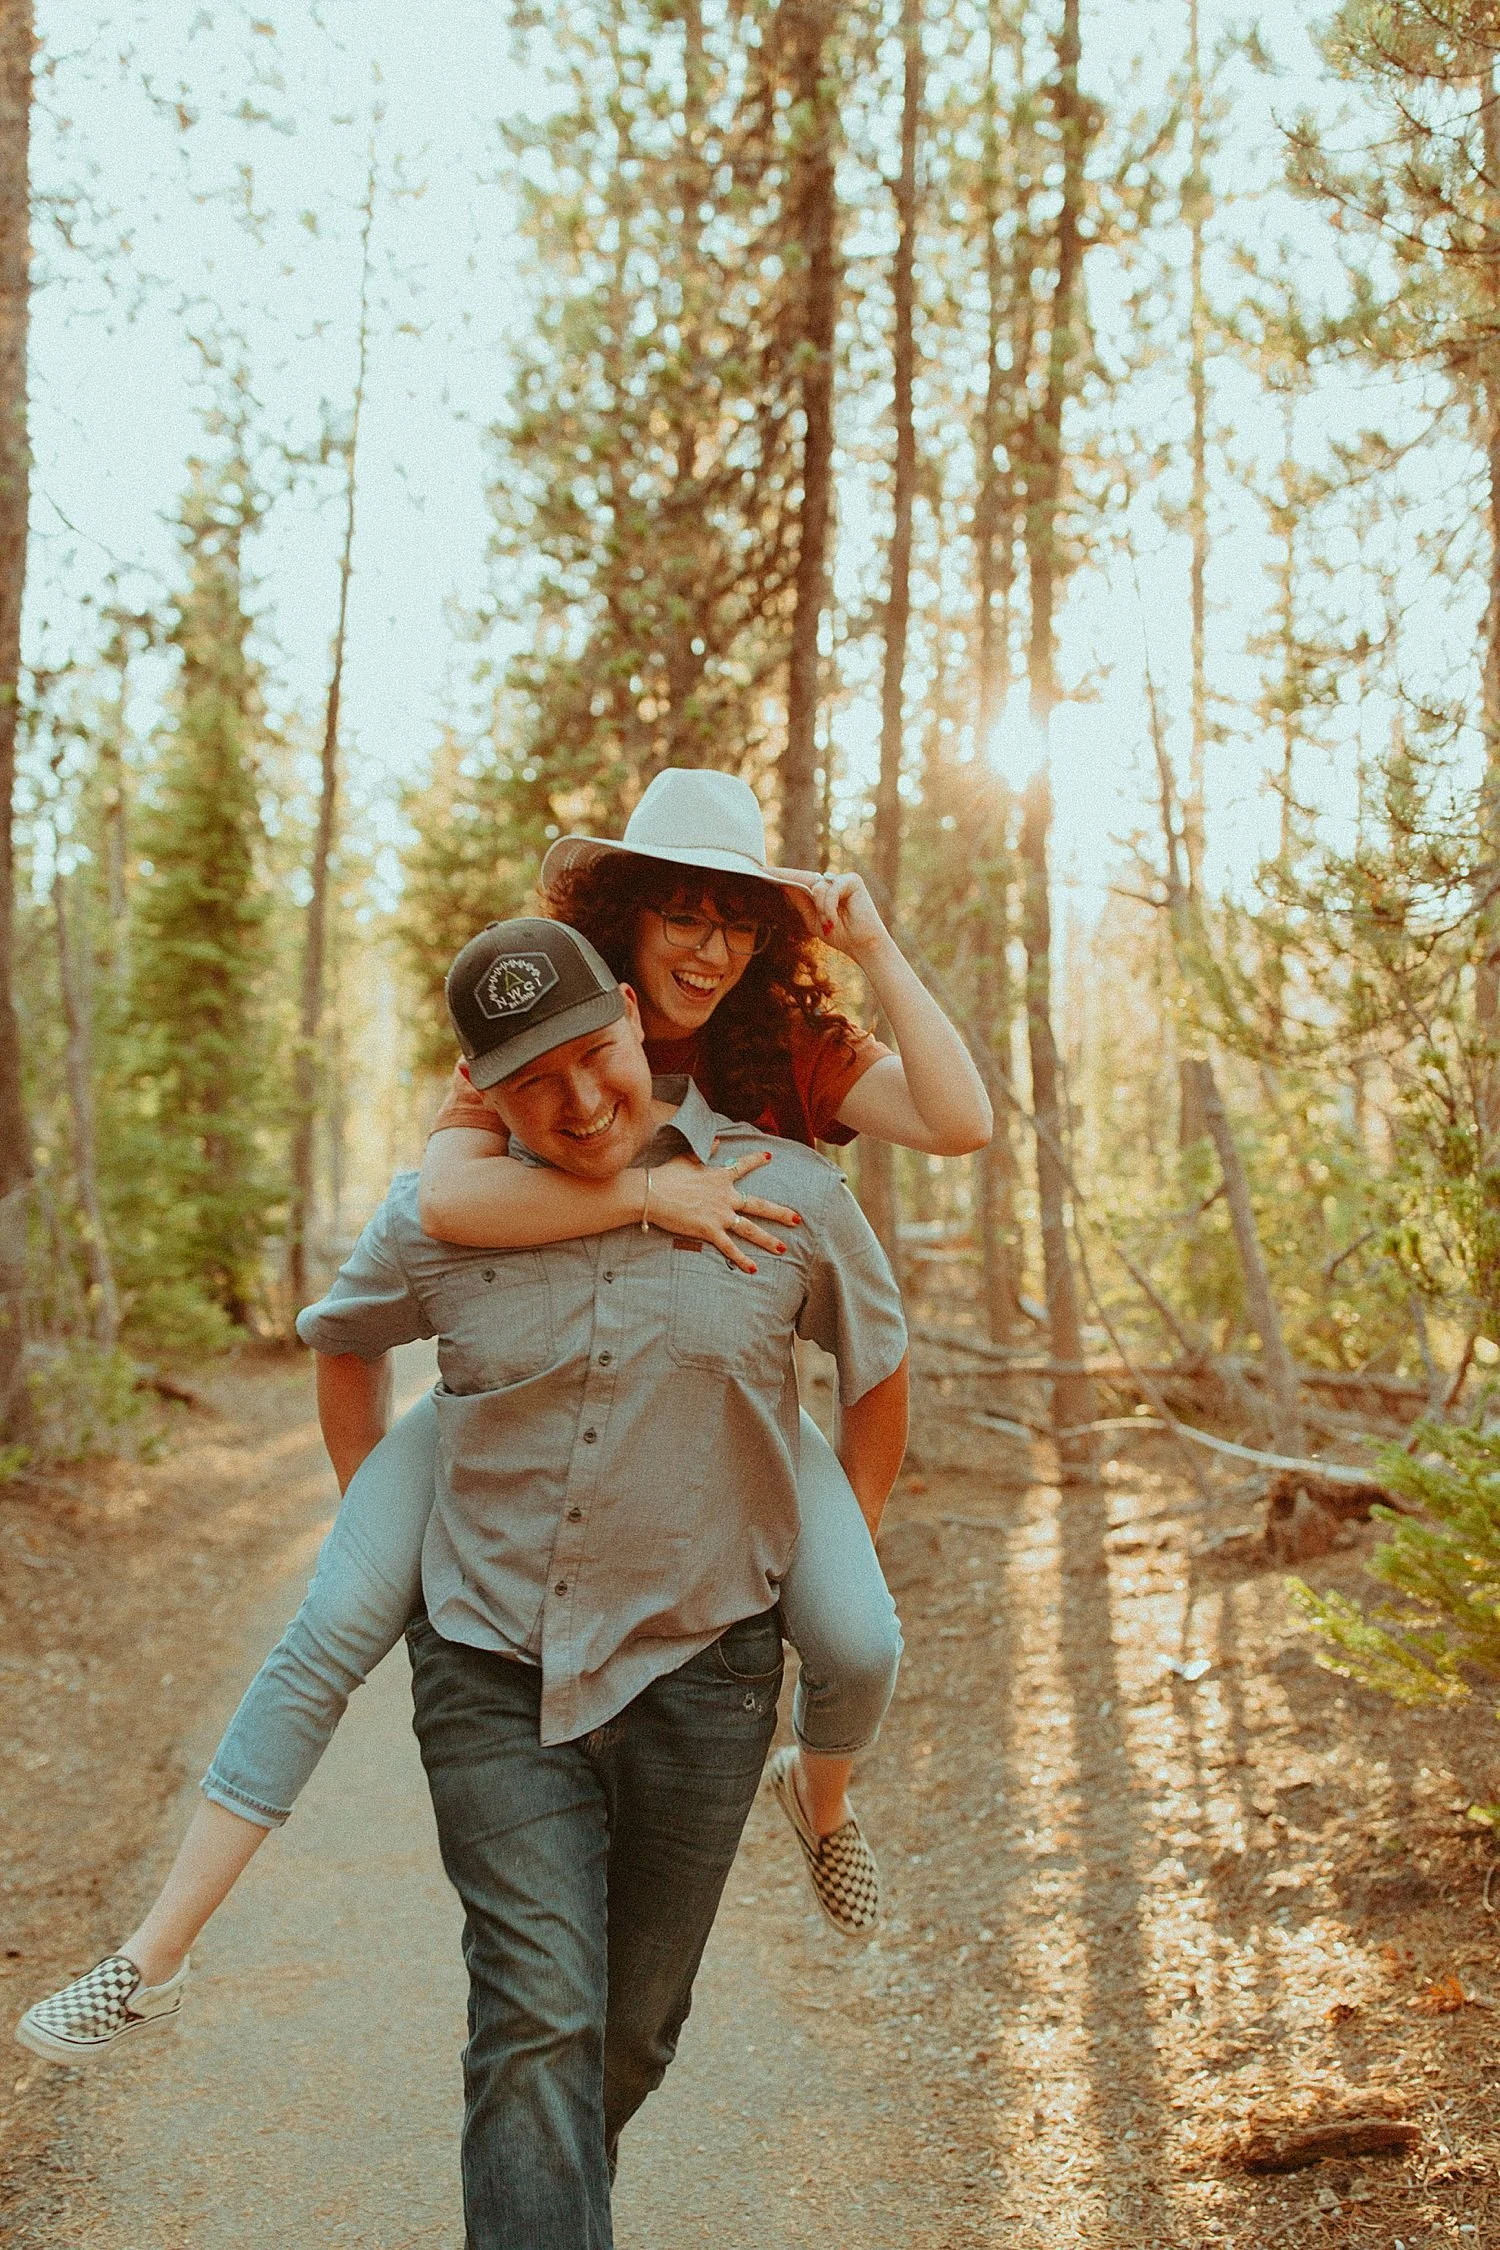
top-left (32, 0), bottom-right (1482, 923)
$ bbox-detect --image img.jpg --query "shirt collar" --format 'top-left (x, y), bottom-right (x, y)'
top-left (506, 1074), bottom-right (723, 1171)
top-left (645, 1075), bottom-right (720, 1164)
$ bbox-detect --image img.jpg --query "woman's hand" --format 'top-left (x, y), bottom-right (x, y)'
top-left (646, 1149), bottom-right (799, 1274)
top-left (795, 871), bottom-right (891, 963)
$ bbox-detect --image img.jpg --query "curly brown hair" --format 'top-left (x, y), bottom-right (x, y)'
top-left (542, 850), bottom-right (859, 1135)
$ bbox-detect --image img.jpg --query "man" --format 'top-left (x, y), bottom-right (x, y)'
top-left (296, 917), bottom-right (909, 2250)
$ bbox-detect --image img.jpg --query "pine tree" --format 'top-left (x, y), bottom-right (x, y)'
top-left (114, 453), bottom-right (273, 1342)
top-left (1291, 1421), bottom-right (1500, 1707)
top-left (493, 0), bottom-right (803, 832)
top-left (393, 729), bottom-right (541, 1078)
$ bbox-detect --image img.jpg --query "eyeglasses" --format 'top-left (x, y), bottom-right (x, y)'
top-left (651, 908), bottom-right (771, 958)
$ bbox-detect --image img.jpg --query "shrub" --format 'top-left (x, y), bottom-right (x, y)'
top-left (1289, 1420), bottom-right (1500, 1706)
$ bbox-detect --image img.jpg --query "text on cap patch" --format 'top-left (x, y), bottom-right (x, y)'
top-left (474, 953), bottom-right (560, 1020)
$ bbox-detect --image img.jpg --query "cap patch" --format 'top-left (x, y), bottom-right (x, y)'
top-left (473, 953), bottom-right (559, 1021)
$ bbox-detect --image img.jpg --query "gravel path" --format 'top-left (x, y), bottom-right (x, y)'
top-left (19, 1353), bottom-right (929, 2249)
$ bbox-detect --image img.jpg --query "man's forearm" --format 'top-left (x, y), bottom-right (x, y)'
top-left (836, 1354), bottom-right (910, 1539)
top-left (315, 1350), bottom-right (395, 1494)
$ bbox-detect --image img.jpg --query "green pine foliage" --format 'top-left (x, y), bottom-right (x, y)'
top-left (393, 732), bottom-right (543, 1076)
top-left (109, 459), bottom-right (275, 1344)
top-left (492, 0), bottom-right (803, 823)
top-left (1290, 1419), bottom-right (1500, 1707)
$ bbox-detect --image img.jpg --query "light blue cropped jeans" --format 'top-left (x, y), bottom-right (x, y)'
top-left (203, 1398), bottom-right (903, 1829)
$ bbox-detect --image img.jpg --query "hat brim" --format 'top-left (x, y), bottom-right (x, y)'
top-left (467, 987), bottom-right (626, 1091)
top-left (540, 834), bottom-right (821, 897)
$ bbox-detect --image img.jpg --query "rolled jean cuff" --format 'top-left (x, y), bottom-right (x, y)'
top-left (199, 1766), bottom-right (291, 1829)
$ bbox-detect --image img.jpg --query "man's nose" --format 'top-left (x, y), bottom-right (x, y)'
top-left (559, 1067), bottom-right (605, 1119)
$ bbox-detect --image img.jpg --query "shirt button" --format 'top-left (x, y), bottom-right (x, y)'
top-left (567, 1507), bottom-right (583, 1522)
top-left (555, 1581), bottom-right (568, 1595)
top-left (481, 1267), bottom-right (496, 1282)
top-left (603, 1269), bottom-right (615, 1283)
top-left (582, 1427), bottom-right (597, 1444)
top-left (598, 1351), bottom-right (613, 1367)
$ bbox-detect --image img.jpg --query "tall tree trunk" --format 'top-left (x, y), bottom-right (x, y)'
top-left (973, 826), bottom-right (1024, 1338)
top-left (0, 0), bottom-right (32, 1438)
top-left (286, 158), bottom-right (375, 1313)
top-left (779, 0), bottom-right (839, 868)
top-left (1181, 1053), bottom-right (1303, 1454)
top-left (52, 868), bottom-right (119, 1348)
top-left (1183, 0), bottom-right (1209, 900)
top-left (97, 607), bottom-right (142, 990)
top-left (1023, 0), bottom-right (1086, 725)
top-left (1476, 67), bottom-right (1500, 1138)
top-left (1020, 772), bottom-right (1094, 1467)
top-left (968, 6), bottom-right (1025, 1335)
top-left (973, 1), bottom-right (1014, 760)
top-left (861, 0), bottom-right (922, 1267)
top-left (1016, 0), bottom-right (1091, 1462)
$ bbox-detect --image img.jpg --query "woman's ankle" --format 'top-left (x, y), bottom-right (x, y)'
top-left (119, 1935), bottom-right (186, 1989)
top-left (794, 1749), bottom-right (852, 1840)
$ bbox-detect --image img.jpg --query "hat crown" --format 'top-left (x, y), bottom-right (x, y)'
top-left (621, 769), bottom-right (769, 871)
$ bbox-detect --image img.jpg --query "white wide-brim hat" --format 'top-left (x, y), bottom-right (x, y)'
top-left (539, 767), bottom-right (820, 898)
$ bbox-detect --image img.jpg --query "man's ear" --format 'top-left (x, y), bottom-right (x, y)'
top-left (618, 983), bottom-right (644, 1037)
top-left (472, 1078), bottom-right (513, 1127)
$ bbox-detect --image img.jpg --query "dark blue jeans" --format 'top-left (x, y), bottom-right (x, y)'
top-left (406, 1610), bottom-right (783, 2250)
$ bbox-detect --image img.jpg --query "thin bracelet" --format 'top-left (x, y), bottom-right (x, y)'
top-left (640, 1166), bottom-right (652, 1232)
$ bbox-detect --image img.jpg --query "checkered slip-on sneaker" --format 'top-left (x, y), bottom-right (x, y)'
top-left (767, 1745), bottom-right (881, 1937)
top-left (15, 1952), bottom-right (188, 2066)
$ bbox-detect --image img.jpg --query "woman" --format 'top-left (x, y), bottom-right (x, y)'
top-left (17, 768), bottom-right (991, 2064)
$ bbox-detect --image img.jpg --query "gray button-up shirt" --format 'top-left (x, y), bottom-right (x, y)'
top-left (297, 1078), bottom-right (907, 1744)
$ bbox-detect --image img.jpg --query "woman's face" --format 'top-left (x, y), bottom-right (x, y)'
top-left (629, 885), bottom-right (761, 1040)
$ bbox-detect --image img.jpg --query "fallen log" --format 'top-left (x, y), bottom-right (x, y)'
top-left (1237, 2114), bottom-right (1421, 2174)
top-left (912, 1326), bottom-right (1428, 1400)
top-left (970, 1408), bottom-right (1395, 1490)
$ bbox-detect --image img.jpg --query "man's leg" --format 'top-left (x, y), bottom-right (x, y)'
top-left (596, 1610), bottom-right (784, 2155)
top-left (407, 1620), bottom-right (614, 2250)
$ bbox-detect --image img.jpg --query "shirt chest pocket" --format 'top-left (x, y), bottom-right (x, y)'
top-left (667, 1247), bottom-right (801, 1378)
top-left (430, 1254), bottom-right (556, 1393)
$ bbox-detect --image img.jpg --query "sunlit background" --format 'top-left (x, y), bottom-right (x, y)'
top-left (35, 0), bottom-right (1482, 925)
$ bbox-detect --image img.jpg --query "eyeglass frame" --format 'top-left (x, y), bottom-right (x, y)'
top-left (647, 905), bottom-right (773, 959)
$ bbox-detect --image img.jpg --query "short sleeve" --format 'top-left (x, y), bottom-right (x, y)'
top-left (429, 1061), bottom-right (502, 1137)
top-left (794, 1019), bottom-right (893, 1146)
top-left (795, 1169), bottom-right (908, 1404)
top-left (295, 1191), bottom-right (434, 1360)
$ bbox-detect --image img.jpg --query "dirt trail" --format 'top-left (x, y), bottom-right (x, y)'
top-left (5, 1346), bottom-right (1500, 2247)
top-left (2, 1349), bottom-right (938, 2249)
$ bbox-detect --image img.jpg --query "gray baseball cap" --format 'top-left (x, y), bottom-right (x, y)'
top-left (445, 919), bottom-right (625, 1090)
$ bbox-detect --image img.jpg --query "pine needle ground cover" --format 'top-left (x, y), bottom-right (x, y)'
top-left (4, 1348), bottom-right (1498, 2246)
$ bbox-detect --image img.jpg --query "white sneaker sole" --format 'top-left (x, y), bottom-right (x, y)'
top-left (14, 2002), bottom-right (182, 2067)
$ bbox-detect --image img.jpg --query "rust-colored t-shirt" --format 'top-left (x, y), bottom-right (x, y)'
top-left (429, 1013), bottom-right (891, 1150)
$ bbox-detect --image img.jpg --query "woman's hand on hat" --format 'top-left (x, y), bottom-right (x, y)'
top-left (796, 871), bottom-right (889, 962)
top-left (645, 1150), bottom-right (799, 1274)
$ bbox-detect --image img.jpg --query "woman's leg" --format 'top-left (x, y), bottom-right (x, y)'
top-left (119, 1392), bottom-right (441, 1984)
top-left (776, 1409), bottom-right (903, 1839)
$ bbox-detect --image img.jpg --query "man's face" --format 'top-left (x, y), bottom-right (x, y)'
top-left (478, 988), bottom-right (656, 1179)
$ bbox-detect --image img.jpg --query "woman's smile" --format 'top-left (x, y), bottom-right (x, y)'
top-left (632, 895), bottom-right (752, 1037)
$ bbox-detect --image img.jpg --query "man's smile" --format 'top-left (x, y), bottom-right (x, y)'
top-left (561, 1102), bottom-right (621, 1142)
